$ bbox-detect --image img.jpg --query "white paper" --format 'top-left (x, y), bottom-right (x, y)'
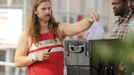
top-left (83, 21), bottom-right (104, 40)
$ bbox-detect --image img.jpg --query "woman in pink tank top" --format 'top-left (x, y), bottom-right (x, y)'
top-left (14, 0), bottom-right (99, 75)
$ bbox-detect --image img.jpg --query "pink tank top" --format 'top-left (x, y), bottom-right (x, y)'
top-left (28, 32), bottom-right (64, 75)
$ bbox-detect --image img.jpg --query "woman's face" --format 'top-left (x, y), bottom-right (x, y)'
top-left (35, 1), bottom-right (52, 22)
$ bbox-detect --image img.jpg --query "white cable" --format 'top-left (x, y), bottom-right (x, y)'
top-left (0, 61), bottom-right (15, 67)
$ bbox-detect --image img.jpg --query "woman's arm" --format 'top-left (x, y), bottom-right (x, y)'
top-left (59, 12), bottom-right (99, 37)
top-left (14, 31), bottom-right (34, 67)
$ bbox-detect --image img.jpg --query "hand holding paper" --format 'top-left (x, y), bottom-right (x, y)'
top-left (83, 21), bottom-right (104, 40)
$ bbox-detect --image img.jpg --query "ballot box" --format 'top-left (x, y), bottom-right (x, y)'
top-left (64, 40), bottom-right (90, 75)
top-left (64, 39), bottom-right (124, 75)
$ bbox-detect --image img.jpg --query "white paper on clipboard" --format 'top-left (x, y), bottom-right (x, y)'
top-left (83, 21), bottom-right (104, 40)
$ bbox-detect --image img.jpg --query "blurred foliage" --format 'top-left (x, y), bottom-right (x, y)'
top-left (91, 29), bottom-right (134, 73)
top-left (92, 39), bottom-right (126, 62)
top-left (92, 35), bottom-right (134, 62)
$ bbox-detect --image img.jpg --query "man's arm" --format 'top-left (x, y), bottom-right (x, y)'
top-left (14, 31), bottom-right (34, 67)
top-left (59, 12), bottom-right (99, 37)
top-left (59, 19), bottom-right (93, 37)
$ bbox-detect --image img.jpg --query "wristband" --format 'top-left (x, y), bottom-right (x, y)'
top-left (32, 53), bottom-right (38, 62)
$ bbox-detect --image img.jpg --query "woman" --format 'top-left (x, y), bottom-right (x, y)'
top-left (14, 0), bottom-right (99, 75)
